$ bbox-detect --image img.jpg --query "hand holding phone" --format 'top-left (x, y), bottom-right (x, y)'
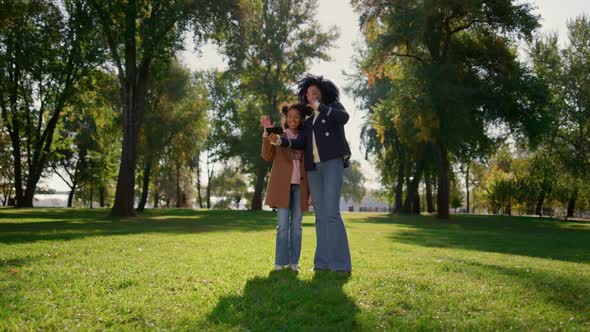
top-left (265, 126), bottom-right (284, 135)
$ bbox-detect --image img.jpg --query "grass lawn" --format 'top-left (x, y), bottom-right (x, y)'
top-left (1, 208), bottom-right (589, 331)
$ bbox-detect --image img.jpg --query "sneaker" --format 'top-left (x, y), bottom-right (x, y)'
top-left (289, 264), bottom-right (300, 272)
top-left (274, 265), bottom-right (285, 271)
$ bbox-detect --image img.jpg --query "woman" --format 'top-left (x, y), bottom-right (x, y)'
top-left (269, 74), bottom-right (352, 273)
top-left (261, 103), bottom-right (312, 272)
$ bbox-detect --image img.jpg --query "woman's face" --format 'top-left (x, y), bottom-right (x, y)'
top-left (286, 108), bottom-right (302, 130)
top-left (306, 85), bottom-right (322, 104)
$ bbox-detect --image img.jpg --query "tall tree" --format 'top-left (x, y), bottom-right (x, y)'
top-left (0, 123), bottom-right (12, 205)
top-left (135, 60), bottom-right (196, 211)
top-left (88, 0), bottom-right (237, 216)
top-left (202, 70), bottom-right (241, 209)
top-left (530, 16), bottom-right (590, 217)
top-left (0, 0), bottom-right (103, 207)
top-left (144, 68), bottom-right (209, 210)
top-left (50, 70), bottom-right (120, 207)
top-left (352, 0), bottom-right (551, 218)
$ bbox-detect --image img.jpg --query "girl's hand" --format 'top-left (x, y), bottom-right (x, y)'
top-left (308, 196), bottom-right (313, 206)
top-left (268, 133), bottom-right (280, 145)
top-left (260, 115), bottom-right (274, 129)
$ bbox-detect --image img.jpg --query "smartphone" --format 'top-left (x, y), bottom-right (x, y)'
top-left (265, 126), bottom-right (284, 135)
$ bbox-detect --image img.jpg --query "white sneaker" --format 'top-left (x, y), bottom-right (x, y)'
top-left (289, 264), bottom-right (300, 272)
top-left (274, 265), bottom-right (285, 271)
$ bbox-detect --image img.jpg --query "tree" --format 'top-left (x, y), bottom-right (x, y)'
top-left (135, 60), bottom-right (204, 211)
top-left (352, 0), bottom-right (551, 219)
top-left (0, 123), bottom-right (12, 205)
top-left (49, 70), bottom-right (119, 207)
top-left (450, 181), bottom-right (464, 213)
top-left (469, 159), bottom-right (487, 214)
top-left (219, 0), bottom-right (337, 210)
top-left (0, 0), bottom-right (103, 207)
top-left (530, 16), bottom-right (590, 217)
top-left (342, 160), bottom-right (367, 204)
top-left (209, 164), bottom-right (249, 210)
top-left (88, 0), bottom-right (238, 216)
top-left (201, 70), bottom-right (242, 209)
top-left (347, 69), bottom-right (411, 213)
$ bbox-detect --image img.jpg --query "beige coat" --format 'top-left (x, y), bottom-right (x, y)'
top-left (262, 134), bottom-right (310, 212)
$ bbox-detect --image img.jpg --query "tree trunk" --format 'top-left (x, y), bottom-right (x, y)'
top-left (403, 157), bottom-right (425, 214)
top-left (412, 191), bottom-right (420, 214)
top-left (21, 186), bottom-right (35, 208)
top-left (206, 180), bottom-right (212, 209)
top-left (472, 187), bottom-right (476, 214)
top-left (425, 171), bottom-right (434, 213)
top-left (175, 159), bottom-right (181, 208)
top-left (206, 152), bottom-right (213, 209)
top-left (109, 0), bottom-right (151, 217)
top-left (136, 158), bottom-right (152, 212)
top-left (195, 151), bottom-right (203, 208)
top-left (111, 118), bottom-right (140, 215)
top-left (436, 142), bottom-right (450, 219)
top-left (9, 124), bottom-right (25, 207)
top-left (394, 158), bottom-right (404, 213)
top-left (67, 182), bottom-right (77, 208)
top-left (111, 74), bottom-right (148, 216)
top-left (567, 189), bottom-right (578, 218)
top-left (535, 193), bottom-right (545, 217)
top-left (89, 184), bottom-right (94, 208)
top-left (251, 161), bottom-right (268, 210)
top-left (465, 163), bottom-right (470, 214)
top-left (99, 186), bottom-right (106, 207)
top-left (153, 190), bottom-right (159, 208)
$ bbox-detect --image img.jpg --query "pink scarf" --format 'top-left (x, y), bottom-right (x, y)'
top-left (284, 129), bottom-right (302, 184)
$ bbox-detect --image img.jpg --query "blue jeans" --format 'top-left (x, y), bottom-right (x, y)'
top-left (307, 158), bottom-right (352, 272)
top-left (275, 184), bottom-right (303, 265)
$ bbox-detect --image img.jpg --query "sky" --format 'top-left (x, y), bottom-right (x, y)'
top-left (44, 0), bottom-right (590, 192)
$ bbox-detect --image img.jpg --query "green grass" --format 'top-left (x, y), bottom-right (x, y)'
top-left (1, 208), bottom-right (589, 331)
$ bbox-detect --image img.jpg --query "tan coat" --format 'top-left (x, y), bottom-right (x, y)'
top-left (262, 134), bottom-right (310, 212)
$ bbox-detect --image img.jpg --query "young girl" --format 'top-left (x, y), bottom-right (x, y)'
top-left (261, 103), bottom-right (312, 272)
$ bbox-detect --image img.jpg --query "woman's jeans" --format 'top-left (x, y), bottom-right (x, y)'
top-left (275, 184), bottom-right (303, 266)
top-left (307, 158), bottom-right (352, 271)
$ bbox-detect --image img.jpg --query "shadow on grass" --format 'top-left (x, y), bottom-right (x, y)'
top-left (360, 214), bottom-right (590, 263)
top-left (207, 270), bottom-right (359, 330)
top-left (0, 208), bottom-right (289, 244)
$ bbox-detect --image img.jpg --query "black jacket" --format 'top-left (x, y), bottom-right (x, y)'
top-left (280, 101), bottom-right (351, 171)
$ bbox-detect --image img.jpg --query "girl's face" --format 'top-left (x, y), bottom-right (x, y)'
top-left (306, 85), bottom-right (322, 104)
top-left (286, 108), bottom-right (302, 130)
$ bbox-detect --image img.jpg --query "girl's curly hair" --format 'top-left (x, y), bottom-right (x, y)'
top-left (296, 74), bottom-right (340, 105)
top-left (280, 103), bottom-right (312, 129)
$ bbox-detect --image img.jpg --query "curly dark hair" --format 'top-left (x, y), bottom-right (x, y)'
top-left (280, 103), bottom-right (312, 129)
top-left (296, 74), bottom-right (340, 105)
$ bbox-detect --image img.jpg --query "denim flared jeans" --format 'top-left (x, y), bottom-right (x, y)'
top-left (275, 184), bottom-right (303, 265)
top-left (307, 158), bottom-right (352, 271)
